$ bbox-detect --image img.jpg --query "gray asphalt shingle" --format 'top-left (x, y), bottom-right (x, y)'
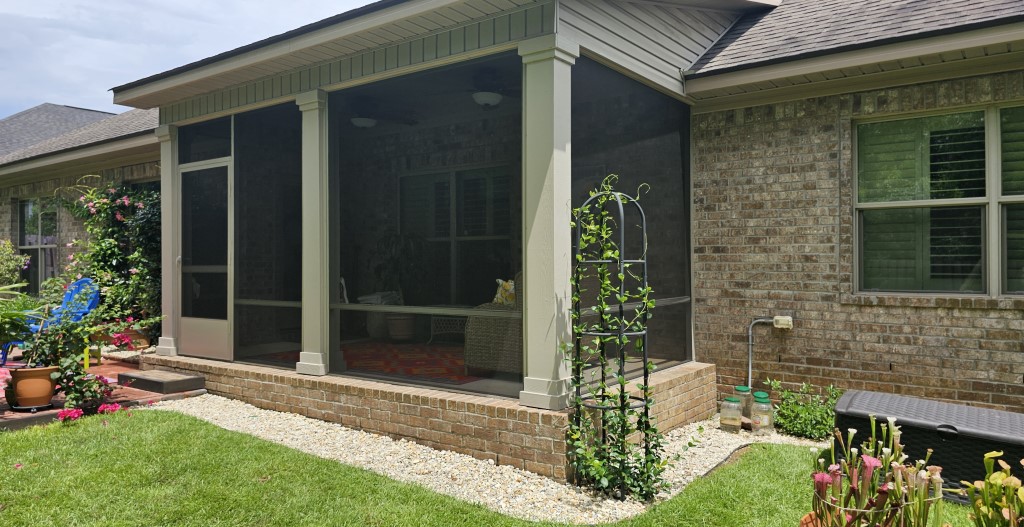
top-left (0, 108), bottom-right (158, 168)
top-left (690, 0), bottom-right (1024, 76)
top-left (0, 103), bottom-right (113, 157)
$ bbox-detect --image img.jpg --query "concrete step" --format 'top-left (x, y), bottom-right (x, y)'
top-left (118, 370), bottom-right (205, 394)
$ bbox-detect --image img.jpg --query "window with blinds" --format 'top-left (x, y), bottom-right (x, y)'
top-left (857, 105), bottom-right (1024, 295)
top-left (400, 167), bottom-right (515, 304)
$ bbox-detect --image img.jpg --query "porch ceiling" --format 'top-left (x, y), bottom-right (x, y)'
top-left (112, 0), bottom-right (540, 109)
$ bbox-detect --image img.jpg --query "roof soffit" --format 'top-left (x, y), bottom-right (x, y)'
top-left (113, 0), bottom-right (543, 108)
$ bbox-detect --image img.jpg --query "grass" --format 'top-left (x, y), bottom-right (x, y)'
top-left (0, 410), bottom-right (973, 527)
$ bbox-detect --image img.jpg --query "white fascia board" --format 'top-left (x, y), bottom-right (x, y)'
top-left (113, 0), bottom-right (464, 108)
top-left (686, 22), bottom-right (1024, 95)
top-left (0, 134), bottom-right (158, 179)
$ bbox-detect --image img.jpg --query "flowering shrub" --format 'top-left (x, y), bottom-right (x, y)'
top-left (0, 240), bottom-right (30, 287)
top-left (61, 179), bottom-right (161, 337)
top-left (97, 402), bottom-right (122, 414)
top-left (963, 451), bottom-right (1024, 526)
top-left (811, 416), bottom-right (945, 527)
top-left (57, 408), bottom-right (84, 422)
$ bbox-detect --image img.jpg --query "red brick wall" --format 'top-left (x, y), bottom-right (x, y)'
top-left (691, 71), bottom-right (1024, 412)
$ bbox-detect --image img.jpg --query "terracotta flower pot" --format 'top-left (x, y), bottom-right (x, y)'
top-left (800, 512), bottom-right (819, 527)
top-left (7, 366), bottom-right (58, 408)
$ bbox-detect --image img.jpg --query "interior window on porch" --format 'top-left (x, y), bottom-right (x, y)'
top-left (325, 53), bottom-right (524, 398)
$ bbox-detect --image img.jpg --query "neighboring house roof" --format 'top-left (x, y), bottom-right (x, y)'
top-left (0, 103), bottom-right (113, 157)
top-left (0, 108), bottom-right (158, 168)
top-left (689, 0), bottom-right (1024, 77)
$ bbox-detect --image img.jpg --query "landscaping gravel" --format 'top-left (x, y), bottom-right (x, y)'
top-left (150, 394), bottom-right (823, 525)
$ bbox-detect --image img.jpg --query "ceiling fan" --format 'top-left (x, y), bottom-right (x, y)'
top-left (347, 96), bottom-right (418, 128)
top-left (470, 67), bottom-right (521, 109)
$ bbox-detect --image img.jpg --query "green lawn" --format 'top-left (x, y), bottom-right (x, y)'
top-left (0, 411), bottom-right (972, 527)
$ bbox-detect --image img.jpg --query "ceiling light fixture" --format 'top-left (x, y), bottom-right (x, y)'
top-left (350, 117), bottom-right (377, 128)
top-left (472, 91), bottom-right (503, 108)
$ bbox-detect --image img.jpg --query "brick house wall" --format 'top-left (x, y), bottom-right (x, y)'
top-left (691, 71), bottom-right (1024, 413)
top-left (0, 161), bottom-right (159, 277)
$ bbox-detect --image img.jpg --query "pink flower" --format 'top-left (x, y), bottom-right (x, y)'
top-left (136, 202), bottom-right (145, 209)
top-left (128, 267), bottom-right (139, 275)
top-left (97, 403), bottom-right (122, 414)
top-left (107, 188), bottom-right (117, 193)
top-left (111, 333), bottom-right (134, 349)
top-left (813, 472), bottom-right (834, 499)
top-left (57, 408), bottom-right (84, 422)
top-left (862, 455), bottom-right (882, 480)
top-left (120, 196), bottom-right (130, 205)
top-left (115, 212), bottom-right (125, 222)
top-left (14, 463), bottom-right (23, 469)
top-left (86, 202), bottom-right (94, 207)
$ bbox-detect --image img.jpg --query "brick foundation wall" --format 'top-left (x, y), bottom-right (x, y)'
top-left (691, 71), bottom-right (1024, 412)
top-left (143, 355), bottom-right (716, 481)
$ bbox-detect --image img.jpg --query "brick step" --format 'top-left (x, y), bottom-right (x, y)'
top-left (118, 371), bottom-right (205, 394)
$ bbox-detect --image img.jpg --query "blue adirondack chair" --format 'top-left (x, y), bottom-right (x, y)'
top-left (0, 278), bottom-right (100, 366)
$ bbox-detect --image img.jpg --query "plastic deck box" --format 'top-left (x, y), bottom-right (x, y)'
top-left (833, 390), bottom-right (1024, 501)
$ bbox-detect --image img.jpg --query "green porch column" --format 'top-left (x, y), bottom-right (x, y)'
top-left (155, 124), bottom-right (179, 357)
top-left (296, 90), bottom-right (330, 375)
top-left (518, 35), bottom-right (578, 410)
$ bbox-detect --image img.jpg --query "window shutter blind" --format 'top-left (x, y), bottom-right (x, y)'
top-left (1006, 204), bottom-right (1024, 292)
top-left (857, 121), bottom-right (921, 203)
top-left (1002, 106), bottom-right (1024, 196)
top-left (928, 127), bottom-right (985, 199)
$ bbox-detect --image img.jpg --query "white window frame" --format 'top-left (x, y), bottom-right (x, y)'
top-left (854, 103), bottom-right (1024, 296)
top-left (17, 196), bottom-right (59, 293)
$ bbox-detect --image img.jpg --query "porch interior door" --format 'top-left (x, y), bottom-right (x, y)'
top-left (179, 164), bottom-right (232, 359)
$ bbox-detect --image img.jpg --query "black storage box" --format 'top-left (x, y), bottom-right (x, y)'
top-left (834, 390), bottom-right (1024, 501)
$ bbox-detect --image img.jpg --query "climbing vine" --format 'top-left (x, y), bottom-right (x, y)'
top-left (565, 175), bottom-right (668, 501)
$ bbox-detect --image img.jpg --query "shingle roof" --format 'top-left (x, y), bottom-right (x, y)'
top-left (0, 108), bottom-right (158, 168)
top-left (0, 103), bottom-right (114, 157)
top-left (689, 0), bottom-right (1024, 77)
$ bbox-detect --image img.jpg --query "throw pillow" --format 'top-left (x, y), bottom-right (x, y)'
top-left (492, 278), bottom-right (516, 306)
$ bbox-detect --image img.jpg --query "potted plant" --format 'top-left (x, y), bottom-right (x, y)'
top-left (15, 314), bottom-right (124, 412)
top-left (1, 284), bottom-right (43, 408)
top-left (804, 416), bottom-right (945, 527)
top-left (368, 231), bottom-right (425, 341)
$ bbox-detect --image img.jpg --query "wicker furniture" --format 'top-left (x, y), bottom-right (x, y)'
top-left (463, 272), bottom-right (523, 375)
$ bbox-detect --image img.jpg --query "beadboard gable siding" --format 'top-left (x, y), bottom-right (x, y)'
top-left (159, 2), bottom-right (555, 125)
top-left (557, 0), bottom-right (737, 97)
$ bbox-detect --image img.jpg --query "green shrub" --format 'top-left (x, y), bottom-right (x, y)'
top-left (0, 240), bottom-right (30, 287)
top-left (765, 378), bottom-right (843, 440)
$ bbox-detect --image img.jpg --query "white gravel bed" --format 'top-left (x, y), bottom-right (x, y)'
top-left (149, 394), bottom-right (823, 524)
